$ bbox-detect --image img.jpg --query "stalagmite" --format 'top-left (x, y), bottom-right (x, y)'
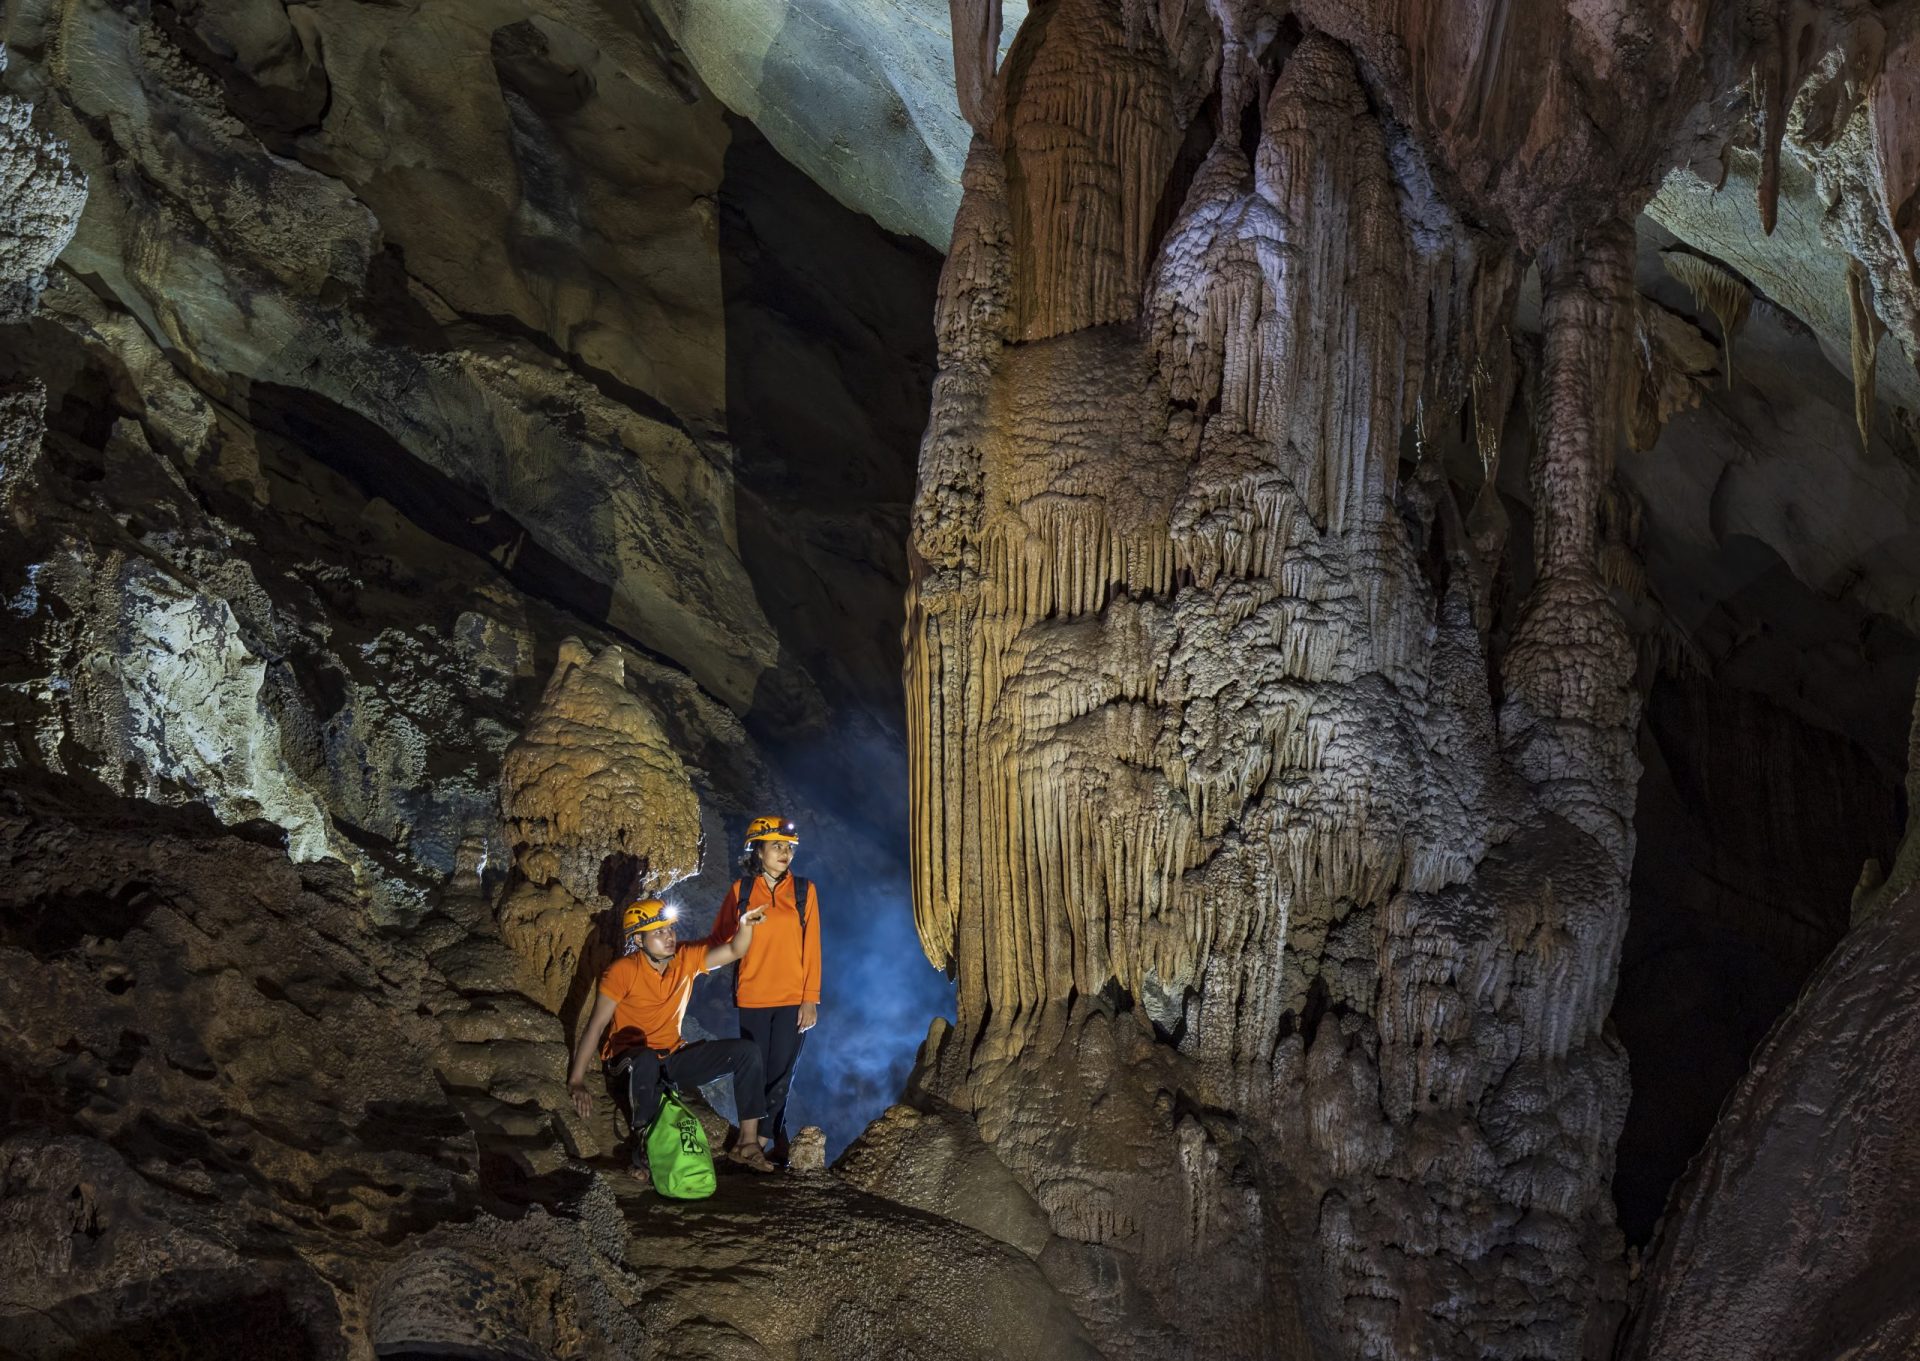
top-left (499, 638), bottom-right (702, 906)
top-left (1660, 249), bottom-right (1751, 388)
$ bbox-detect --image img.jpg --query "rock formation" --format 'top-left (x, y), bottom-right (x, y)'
top-left (500, 643), bottom-right (702, 895)
top-left (890, 1), bottom-right (1920, 1358)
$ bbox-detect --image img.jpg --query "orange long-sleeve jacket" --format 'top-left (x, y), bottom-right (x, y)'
top-left (707, 872), bottom-right (821, 1008)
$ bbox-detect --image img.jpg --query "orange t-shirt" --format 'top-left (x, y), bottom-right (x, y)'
top-left (597, 943), bottom-right (710, 1058)
top-left (707, 874), bottom-right (820, 1008)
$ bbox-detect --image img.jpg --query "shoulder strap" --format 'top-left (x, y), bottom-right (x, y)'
top-left (730, 877), bottom-right (750, 1007)
top-left (734, 874), bottom-right (809, 933)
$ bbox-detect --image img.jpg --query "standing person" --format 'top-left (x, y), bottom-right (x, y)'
top-left (567, 897), bottom-right (778, 1177)
top-left (708, 814), bottom-right (820, 1168)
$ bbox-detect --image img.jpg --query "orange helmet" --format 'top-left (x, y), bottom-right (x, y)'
top-left (744, 814), bottom-right (799, 847)
top-left (622, 898), bottom-right (678, 937)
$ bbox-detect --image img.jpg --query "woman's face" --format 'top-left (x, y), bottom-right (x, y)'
top-left (760, 840), bottom-right (797, 875)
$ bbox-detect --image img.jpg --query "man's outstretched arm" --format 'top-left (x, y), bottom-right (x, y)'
top-left (567, 990), bottom-right (619, 1118)
top-left (705, 905), bottom-right (767, 969)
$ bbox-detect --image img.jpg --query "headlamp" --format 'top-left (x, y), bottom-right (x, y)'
top-left (622, 898), bottom-right (679, 937)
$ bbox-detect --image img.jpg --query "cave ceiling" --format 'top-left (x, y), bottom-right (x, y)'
top-left (651, 0), bottom-right (1029, 251)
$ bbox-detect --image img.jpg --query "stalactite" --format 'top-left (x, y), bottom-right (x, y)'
top-left (1253, 37), bottom-right (1409, 536)
top-left (1660, 249), bottom-right (1751, 388)
top-left (1846, 254), bottom-right (1879, 452)
top-left (949, 0), bottom-right (1005, 133)
top-left (1870, 40), bottom-right (1920, 284)
top-left (999, 0), bottom-right (1181, 340)
top-left (1753, 0), bottom-right (1826, 236)
top-left (1624, 296), bottom-right (1717, 451)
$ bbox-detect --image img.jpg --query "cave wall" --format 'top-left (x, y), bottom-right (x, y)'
top-left (0, 0), bottom-right (945, 908)
top-left (1622, 863), bottom-right (1920, 1361)
top-left (0, 4), bottom-right (1008, 1356)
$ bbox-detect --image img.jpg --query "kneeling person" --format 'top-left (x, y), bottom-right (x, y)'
top-left (567, 897), bottom-right (777, 1175)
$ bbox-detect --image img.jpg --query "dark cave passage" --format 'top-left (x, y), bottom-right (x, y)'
top-left (1613, 673), bottom-right (1904, 1244)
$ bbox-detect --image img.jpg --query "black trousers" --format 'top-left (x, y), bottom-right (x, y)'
top-left (613, 1038), bottom-right (765, 1156)
top-left (737, 1005), bottom-right (807, 1146)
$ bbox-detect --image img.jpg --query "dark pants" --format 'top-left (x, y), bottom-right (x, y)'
top-left (613, 1039), bottom-right (765, 1162)
top-left (738, 1005), bottom-right (807, 1149)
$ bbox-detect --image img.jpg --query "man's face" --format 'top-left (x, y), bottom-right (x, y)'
top-left (638, 924), bottom-right (677, 960)
top-left (761, 840), bottom-right (797, 874)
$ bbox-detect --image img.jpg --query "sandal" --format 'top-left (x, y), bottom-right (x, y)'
top-left (728, 1143), bottom-right (777, 1173)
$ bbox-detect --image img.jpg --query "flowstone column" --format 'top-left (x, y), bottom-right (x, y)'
top-left (901, 5), bottom-right (1640, 1357)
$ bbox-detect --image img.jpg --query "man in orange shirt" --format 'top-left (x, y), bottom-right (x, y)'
top-left (567, 897), bottom-right (776, 1175)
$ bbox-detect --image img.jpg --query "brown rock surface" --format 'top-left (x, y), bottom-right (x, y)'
top-left (1625, 870), bottom-right (1920, 1361)
top-left (836, 1097), bottom-right (1052, 1257)
top-left (622, 1174), bottom-right (1101, 1361)
top-left (0, 777), bottom-right (480, 1356)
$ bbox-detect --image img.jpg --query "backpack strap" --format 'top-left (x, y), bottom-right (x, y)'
top-left (729, 875), bottom-right (810, 1002)
top-left (736, 874), bottom-right (808, 934)
top-left (731, 877), bottom-right (750, 1008)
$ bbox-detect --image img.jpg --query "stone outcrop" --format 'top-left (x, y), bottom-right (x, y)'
top-left (7, 0), bottom-right (806, 719)
top-left (1625, 864), bottom-right (1920, 1360)
top-left (624, 1174), bottom-right (1101, 1360)
top-left (500, 639), bottom-right (704, 908)
top-left (0, 776), bottom-right (488, 1356)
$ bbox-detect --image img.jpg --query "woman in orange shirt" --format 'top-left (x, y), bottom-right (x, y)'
top-left (707, 813), bottom-right (821, 1168)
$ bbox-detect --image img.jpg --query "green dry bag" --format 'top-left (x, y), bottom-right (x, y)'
top-left (645, 1091), bottom-right (716, 1199)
